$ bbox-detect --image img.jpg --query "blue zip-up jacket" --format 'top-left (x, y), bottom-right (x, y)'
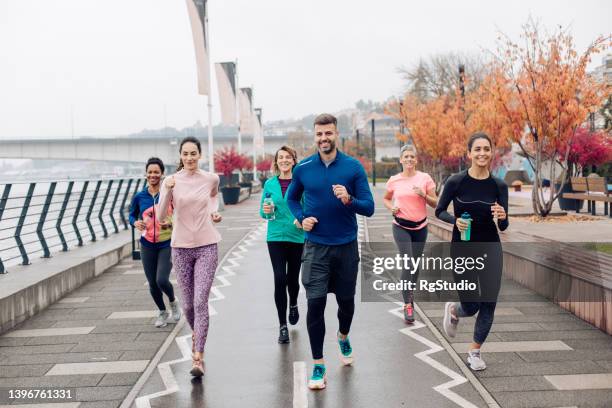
top-left (129, 188), bottom-right (171, 249)
top-left (286, 150), bottom-right (374, 245)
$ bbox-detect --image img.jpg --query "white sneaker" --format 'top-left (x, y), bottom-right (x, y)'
top-left (155, 310), bottom-right (169, 328)
top-left (467, 349), bottom-right (486, 371)
top-left (170, 299), bottom-right (182, 323)
top-left (442, 302), bottom-right (458, 338)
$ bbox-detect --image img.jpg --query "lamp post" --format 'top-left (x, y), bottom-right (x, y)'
top-left (458, 64), bottom-right (466, 172)
top-left (371, 118), bottom-right (376, 186)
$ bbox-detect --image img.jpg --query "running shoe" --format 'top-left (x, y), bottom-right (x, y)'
top-left (308, 364), bottom-right (326, 390)
top-left (155, 310), bottom-right (169, 328)
top-left (190, 357), bottom-right (204, 377)
top-left (404, 303), bottom-right (415, 324)
top-left (278, 325), bottom-right (289, 344)
top-left (442, 302), bottom-right (458, 338)
top-left (288, 305), bottom-right (299, 325)
top-left (467, 349), bottom-right (486, 371)
top-left (337, 332), bottom-right (353, 366)
top-left (170, 299), bottom-right (182, 323)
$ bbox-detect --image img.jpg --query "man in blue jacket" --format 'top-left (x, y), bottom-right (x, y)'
top-left (286, 113), bottom-right (374, 390)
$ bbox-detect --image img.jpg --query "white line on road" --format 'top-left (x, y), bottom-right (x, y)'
top-left (293, 361), bottom-right (308, 408)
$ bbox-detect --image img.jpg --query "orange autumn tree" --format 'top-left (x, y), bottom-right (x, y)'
top-left (399, 94), bottom-right (466, 192)
top-left (483, 20), bottom-right (610, 216)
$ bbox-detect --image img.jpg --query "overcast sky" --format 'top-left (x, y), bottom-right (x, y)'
top-left (0, 0), bottom-right (610, 139)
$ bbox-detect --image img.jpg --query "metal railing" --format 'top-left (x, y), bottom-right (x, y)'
top-left (0, 178), bottom-right (144, 274)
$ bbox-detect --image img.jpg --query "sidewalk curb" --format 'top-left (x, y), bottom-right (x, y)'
top-left (119, 224), bottom-right (259, 408)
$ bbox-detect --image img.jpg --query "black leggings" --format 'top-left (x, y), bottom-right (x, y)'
top-left (266, 241), bottom-right (304, 326)
top-left (392, 224), bottom-right (428, 304)
top-left (141, 245), bottom-right (175, 311)
top-left (307, 295), bottom-right (355, 360)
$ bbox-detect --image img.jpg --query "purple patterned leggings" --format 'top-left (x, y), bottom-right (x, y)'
top-left (172, 244), bottom-right (218, 353)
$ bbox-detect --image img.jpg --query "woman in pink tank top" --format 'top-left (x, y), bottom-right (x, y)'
top-left (158, 136), bottom-right (222, 377)
top-left (383, 144), bottom-right (437, 323)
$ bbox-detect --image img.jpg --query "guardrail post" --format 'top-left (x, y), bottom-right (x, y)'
top-left (57, 181), bottom-right (73, 252)
top-left (86, 180), bottom-right (102, 242)
top-left (109, 179), bottom-right (122, 234)
top-left (98, 180), bottom-right (113, 238)
top-left (37, 182), bottom-right (56, 258)
top-left (0, 184), bottom-right (12, 274)
top-left (73, 181), bottom-right (88, 247)
top-left (119, 179), bottom-right (133, 230)
top-left (15, 183), bottom-right (36, 266)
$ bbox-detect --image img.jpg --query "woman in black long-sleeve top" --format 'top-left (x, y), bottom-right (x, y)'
top-left (435, 132), bottom-right (509, 371)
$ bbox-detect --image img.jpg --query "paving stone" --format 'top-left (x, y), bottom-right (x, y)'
top-left (537, 321), bottom-right (599, 331)
top-left (5, 327), bottom-right (95, 338)
top-left (97, 372), bottom-right (142, 386)
top-left (78, 400), bottom-right (122, 408)
top-left (518, 350), bottom-right (612, 363)
top-left (545, 373), bottom-right (612, 390)
top-left (73, 386), bottom-right (131, 402)
top-left (0, 351), bottom-right (123, 366)
top-left (480, 375), bottom-right (556, 392)
top-left (0, 364), bottom-right (53, 377)
top-left (119, 349), bottom-right (159, 361)
top-left (71, 341), bottom-right (161, 353)
top-left (473, 360), bottom-right (606, 378)
top-left (494, 389), bottom-right (612, 408)
top-left (0, 374), bottom-right (103, 388)
top-left (135, 332), bottom-right (171, 342)
top-left (0, 344), bottom-right (76, 355)
top-left (26, 333), bottom-right (138, 346)
top-left (452, 340), bottom-right (572, 353)
top-left (496, 330), bottom-right (610, 342)
top-left (46, 360), bottom-right (148, 376)
top-left (90, 325), bottom-right (171, 334)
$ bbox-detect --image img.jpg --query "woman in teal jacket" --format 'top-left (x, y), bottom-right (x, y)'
top-left (260, 145), bottom-right (305, 344)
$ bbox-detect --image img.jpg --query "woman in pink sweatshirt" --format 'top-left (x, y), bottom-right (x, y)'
top-left (158, 136), bottom-right (222, 377)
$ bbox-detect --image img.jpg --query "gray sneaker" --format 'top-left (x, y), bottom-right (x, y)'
top-left (443, 302), bottom-right (458, 338)
top-left (170, 299), bottom-right (182, 323)
top-left (467, 349), bottom-right (486, 371)
top-left (155, 310), bottom-right (169, 328)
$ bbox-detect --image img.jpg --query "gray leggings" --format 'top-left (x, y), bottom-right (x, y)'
top-left (392, 224), bottom-right (428, 304)
top-left (141, 245), bottom-right (175, 311)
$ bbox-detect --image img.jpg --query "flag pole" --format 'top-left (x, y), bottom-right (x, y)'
top-left (235, 59), bottom-right (241, 155)
top-left (252, 87), bottom-right (257, 181)
top-left (204, 2), bottom-right (214, 173)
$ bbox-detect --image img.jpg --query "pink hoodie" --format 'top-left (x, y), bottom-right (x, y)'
top-left (158, 169), bottom-right (221, 248)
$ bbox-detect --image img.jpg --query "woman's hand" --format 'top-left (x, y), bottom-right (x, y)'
top-left (262, 203), bottom-right (273, 214)
top-left (412, 186), bottom-right (426, 198)
top-left (165, 176), bottom-right (175, 191)
top-left (211, 212), bottom-right (222, 223)
top-left (491, 202), bottom-right (506, 220)
top-left (134, 220), bottom-right (146, 231)
top-left (456, 217), bottom-right (469, 232)
top-left (293, 219), bottom-right (303, 229)
top-left (391, 207), bottom-right (399, 215)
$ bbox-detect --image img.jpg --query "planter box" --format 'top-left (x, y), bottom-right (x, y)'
top-left (221, 186), bottom-right (241, 205)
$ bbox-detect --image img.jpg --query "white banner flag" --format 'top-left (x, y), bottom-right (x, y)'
top-left (186, 0), bottom-right (210, 95)
top-left (215, 62), bottom-right (237, 125)
top-left (239, 87), bottom-right (253, 134)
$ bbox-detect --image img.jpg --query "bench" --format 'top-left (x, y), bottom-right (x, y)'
top-left (562, 176), bottom-right (611, 217)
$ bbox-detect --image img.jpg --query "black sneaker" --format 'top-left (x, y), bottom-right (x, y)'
top-left (278, 325), bottom-right (289, 344)
top-left (289, 305), bottom-right (299, 325)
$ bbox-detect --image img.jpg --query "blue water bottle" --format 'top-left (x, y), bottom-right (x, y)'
top-left (460, 212), bottom-right (472, 241)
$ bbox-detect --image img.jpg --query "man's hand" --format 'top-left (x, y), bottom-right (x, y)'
top-left (332, 184), bottom-right (351, 205)
top-left (302, 217), bottom-right (318, 232)
top-left (134, 220), bottom-right (146, 232)
top-left (211, 212), bottom-right (222, 223)
top-left (293, 219), bottom-right (303, 229)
